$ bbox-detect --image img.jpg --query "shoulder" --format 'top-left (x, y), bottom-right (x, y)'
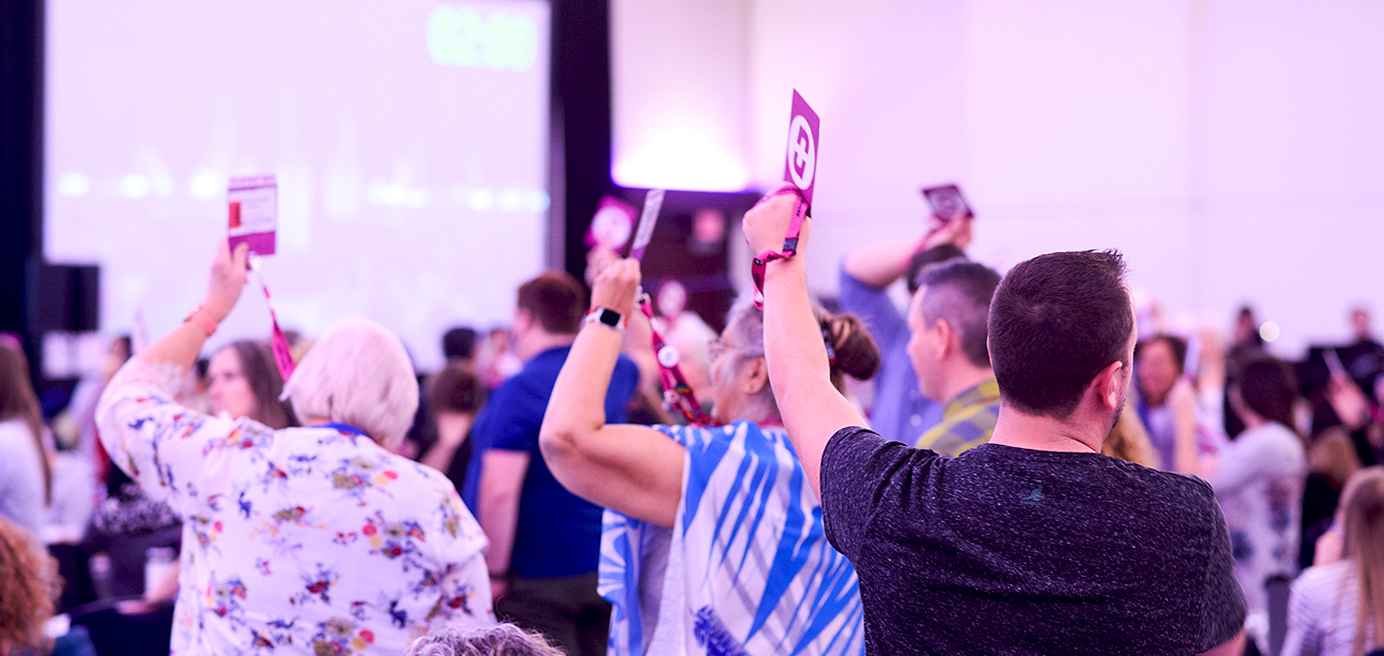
top-left (1294, 561), bottom-right (1353, 598)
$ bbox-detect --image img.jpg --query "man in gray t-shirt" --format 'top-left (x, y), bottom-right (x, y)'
top-left (744, 192), bottom-right (1246, 655)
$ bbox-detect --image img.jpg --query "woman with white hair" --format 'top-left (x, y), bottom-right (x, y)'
top-left (96, 241), bottom-right (492, 655)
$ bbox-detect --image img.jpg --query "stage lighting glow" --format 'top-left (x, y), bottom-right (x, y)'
top-left (56, 173), bottom-right (89, 197)
top-left (1259, 321), bottom-right (1281, 343)
top-left (118, 174), bottom-right (151, 199)
top-left (612, 130), bottom-right (750, 192)
top-left (189, 169), bottom-right (224, 201)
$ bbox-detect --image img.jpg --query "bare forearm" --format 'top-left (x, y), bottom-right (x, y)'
top-left (541, 324), bottom-right (622, 452)
top-left (761, 256), bottom-right (866, 498)
top-left (842, 238), bottom-right (920, 289)
top-left (480, 492), bottom-right (519, 574)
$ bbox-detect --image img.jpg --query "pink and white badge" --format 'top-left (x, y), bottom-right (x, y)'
top-left (227, 175), bottom-right (278, 257)
top-left (782, 90), bottom-right (821, 206)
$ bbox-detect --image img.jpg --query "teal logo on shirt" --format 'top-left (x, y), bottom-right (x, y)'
top-left (1021, 485), bottom-right (1044, 505)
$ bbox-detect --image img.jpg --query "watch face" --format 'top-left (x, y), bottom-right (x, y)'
top-left (598, 309), bottom-right (621, 327)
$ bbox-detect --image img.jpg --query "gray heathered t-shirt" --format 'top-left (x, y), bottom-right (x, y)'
top-left (820, 426), bottom-right (1246, 655)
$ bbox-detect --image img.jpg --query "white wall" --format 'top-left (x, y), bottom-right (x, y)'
top-left (615, 0), bottom-right (1384, 355)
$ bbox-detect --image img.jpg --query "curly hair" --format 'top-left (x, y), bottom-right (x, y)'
top-left (0, 517), bottom-right (59, 652)
top-left (405, 624), bottom-right (564, 656)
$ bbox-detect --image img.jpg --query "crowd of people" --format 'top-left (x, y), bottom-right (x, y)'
top-left (0, 191), bottom-right (1381, 656)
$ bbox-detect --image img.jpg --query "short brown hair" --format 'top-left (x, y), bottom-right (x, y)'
top-left (517, 271), bottom-right (587, 335)
top-left (915, 259), bottom-right (1001, 369)
top-left (988, 250), bottom-right (1133, 419)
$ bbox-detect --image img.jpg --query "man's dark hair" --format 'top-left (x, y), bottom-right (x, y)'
top-left (906, 244), bottom-right (966, 294)
top-left (517, 271), bottom-right (587, 335)
top-left (1135, 334), bottom-right (1189, 376)
top-left (915, 259), bottom-right (1001, 368)
top-left (988, 250), bottom-right (1133, 419)
top-left (442, 327), bottom-right (478, 361)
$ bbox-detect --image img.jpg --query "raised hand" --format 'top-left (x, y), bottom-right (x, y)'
top-left (590, 258), bottom-right (641, 319)
top-left (205, 240), bottom-right (250, 323)
top-left (742, 186), bottom-right (812, 256)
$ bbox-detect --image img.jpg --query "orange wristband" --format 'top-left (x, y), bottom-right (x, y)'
top-left (184, 304), bottom-right (218, 337)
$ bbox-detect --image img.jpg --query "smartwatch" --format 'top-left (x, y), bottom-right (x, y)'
top-left (584, 307), bottom-right (626, 332)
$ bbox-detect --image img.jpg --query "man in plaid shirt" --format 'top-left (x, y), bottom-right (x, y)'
top-left (906, 259), bottom-right (1004, 457)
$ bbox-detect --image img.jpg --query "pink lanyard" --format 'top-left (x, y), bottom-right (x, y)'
top-left (638, 295), bottom-right (713, 427)
top-left (249, 258), bottom-right (296, 381)
top-left (749, 185), bottom-right (810, 309)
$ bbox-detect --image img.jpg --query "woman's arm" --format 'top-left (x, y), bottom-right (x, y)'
top-left (539, 259), bottom-right (685, 528)
top-left (1169, 379), bottom-right (1201, 475)
top-left (94, 241), bottom-right (250, 503)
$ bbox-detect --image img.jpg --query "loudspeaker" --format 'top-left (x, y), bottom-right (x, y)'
top-left (30, 263), bottom-right (100, 333)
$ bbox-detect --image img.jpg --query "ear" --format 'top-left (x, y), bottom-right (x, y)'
top-left (742, 356), bottom-right (769, 395)
top-left (1093, 359), bottom-right (1126, 412)
top-left (934, 319), bottom-right (955, 361)
top-left (513, 308), bottom-right (533, 332)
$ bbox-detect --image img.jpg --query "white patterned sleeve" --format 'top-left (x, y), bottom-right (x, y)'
top-left (94, 359), bottom-right (245, 513)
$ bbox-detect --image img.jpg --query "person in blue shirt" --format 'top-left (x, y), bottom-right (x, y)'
top-left (467, 270), bottom-right (639, 656)
top-left (837, 210), bottom-right (972, 444)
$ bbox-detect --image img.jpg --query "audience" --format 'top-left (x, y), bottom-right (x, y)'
top-left (1206, 357), bottom-right (1308, 649)
top-left (467, 271), bottom-right (638, 656)
top-left (1283, 467), bottom-right (1384, 656)
top-left (745, 190), bottom-right (1246, 654)
top-left (1103, 398), bottom-right (1161, 468)
top-left (205, 339), bottom-right (298, 429)
top-left (0, 336), bottom-right (52, 538)
top-left (1135, 334), bottom-right (1203, 471)
top-left (419, 364), bottom-right (487, 494)
top-left (909, 259), bottom-right (1002, 456)
top-left (541, 259), bottom-right (876, 655)
top-left (95, 241), bottom-right (493, 654)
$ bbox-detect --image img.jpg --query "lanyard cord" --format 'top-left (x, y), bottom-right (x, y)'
top-left (249, 258), bottom-right (297, 382)
top-left (638, 294), bottom-right (714, 427)
top-left (749, 186), bottom-right (810, 309)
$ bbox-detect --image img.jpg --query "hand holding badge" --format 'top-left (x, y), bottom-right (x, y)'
top-left (228, 174), bottom-right (296, 380)
top-left (749, 90), bottom-right (820, 309)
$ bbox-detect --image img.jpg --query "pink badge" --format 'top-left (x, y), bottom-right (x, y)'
top-left (228, 175), bottom-right (278, 257)
top-left (782, 90), bottom-right (821, 206)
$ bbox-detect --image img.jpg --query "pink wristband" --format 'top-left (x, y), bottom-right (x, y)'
top-left (184, 304), bottom-right (218, 337)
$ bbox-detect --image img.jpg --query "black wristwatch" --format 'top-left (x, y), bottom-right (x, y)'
top-left (583, 307), bottom-right (626, 331)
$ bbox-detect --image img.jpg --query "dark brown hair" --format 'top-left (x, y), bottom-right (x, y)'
top-left (0, 342), bottom-right (51, 504)
top-left (988, 250), bottom-right (1133, 419)
top-left (1135, 334), bottom-right (1189, 377)
top-left (517, 271), bottom-right (587, 335)
top-left (1234, 357), bottom-right (1299, 434)
top-left (428, 364), bottom-right (487, 416)
top-left (0, 516), bottom-right (57, 652)
top-left (218, 340), bottom-right (297, 430)
top-left (915, 259), bottom-right (1001, 368)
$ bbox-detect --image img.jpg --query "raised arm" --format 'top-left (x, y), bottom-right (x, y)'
top-left (744, 192), bottom-right (867, 500)
top-left (94, 240), bottom-right (250, 505)
top-left (539, 259), bottom-right (686, 528)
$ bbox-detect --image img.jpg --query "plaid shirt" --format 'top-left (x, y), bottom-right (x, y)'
top-left (914, 379), bottom-right (1000, 457)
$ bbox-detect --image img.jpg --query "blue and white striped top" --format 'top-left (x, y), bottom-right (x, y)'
top-left (598, 420), bottom-right (865, 656)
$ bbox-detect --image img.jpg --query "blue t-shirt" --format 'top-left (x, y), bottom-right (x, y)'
top-left (837, 269), bottom-right (942, 443)
top-left (464, 345), bottom-right (640, 578)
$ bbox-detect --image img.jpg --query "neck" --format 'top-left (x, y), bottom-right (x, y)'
top-left (988, 404), bottom-right (1105, 454)
top-left (939, 364), bottom-right (994, 405)
top-left (519, 331), bottom-right (576, 361)
top-left (305, 416), bottom-right (331, 426)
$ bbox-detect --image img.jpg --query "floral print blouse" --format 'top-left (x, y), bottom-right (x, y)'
top-left (96, 362), bottom-right (493, 655)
